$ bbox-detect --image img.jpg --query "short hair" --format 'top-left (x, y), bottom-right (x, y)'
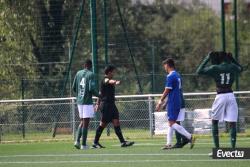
top-left (104, 65), bottom-right (116, 75)
top-left (84, 59), bottom-right (92, 68)
top-left (210, 51), bottom-right (228, 65)
top-left (162, 58), bottom-right (175, 68)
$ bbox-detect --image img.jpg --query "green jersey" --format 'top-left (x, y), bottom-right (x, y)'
top-left (72, 69), bottom-right (99, 105)
top-left (196, 56), bottom-right (243, 93)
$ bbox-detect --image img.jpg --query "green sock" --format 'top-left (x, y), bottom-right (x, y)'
top-left (230, 123), bottom-right (237, 148)
top-left (175, 131), bottom-right (182, 145)
top-left (82, 128), bottom-right (88, 146)
top-left (212, 120), bottom-right (219, 148)
top-left (76, 126), bottom-right (82, 143)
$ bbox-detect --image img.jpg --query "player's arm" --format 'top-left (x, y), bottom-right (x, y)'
top-left (104, 78), bottom-right (120, 85)
top-left (229, 56), bottom-right (243, 72)
top-left (89, 74), bottom-right (100, 97)
top-left (156, 75), bottom-right (173, 112)
top-left (196, 55), bottom-right (211, 75)
top-left (156, 88), bottom-right (171, 112)
top-left (95, 96), bottom-right (101, 112)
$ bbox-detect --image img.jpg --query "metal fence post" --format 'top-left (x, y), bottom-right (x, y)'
top-left (148, 96), bottom-right (154, 138)
top-left (71, 98), bottom-right (76, 140)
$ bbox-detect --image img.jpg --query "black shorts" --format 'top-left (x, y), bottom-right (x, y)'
top-left (100, 102), bottom-right (119, 123)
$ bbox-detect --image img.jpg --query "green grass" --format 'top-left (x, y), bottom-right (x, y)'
top-left (0, 136), bottom-right (250, 167)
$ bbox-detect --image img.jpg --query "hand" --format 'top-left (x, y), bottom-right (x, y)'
top-left (94, 104), bottom-right (100, 112)
top-left (155, 103), bottom-right (161, 112)
top-left (115, 80), bottom-right (121, 85)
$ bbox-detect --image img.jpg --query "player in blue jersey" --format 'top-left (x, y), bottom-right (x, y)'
top-left (156, 58), bottom-right (196, 149)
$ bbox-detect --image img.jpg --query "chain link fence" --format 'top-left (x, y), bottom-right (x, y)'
top-left (0, 92), bottom-right (250, 143)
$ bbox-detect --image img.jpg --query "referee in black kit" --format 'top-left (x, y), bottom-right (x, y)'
top-left (92, 65), bottom-right (134, 148)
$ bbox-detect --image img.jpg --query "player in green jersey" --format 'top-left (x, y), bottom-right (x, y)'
top-left (196, 51), bottom-right (243, 154)
top-left (72, 59), bottom-right (99, 150)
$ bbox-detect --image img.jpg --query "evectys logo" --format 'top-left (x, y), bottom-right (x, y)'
top-left (212, 148), bottom-right (250, 159)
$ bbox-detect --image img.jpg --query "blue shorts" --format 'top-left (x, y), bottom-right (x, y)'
top-left (167, 109), bottom-right (180, 121)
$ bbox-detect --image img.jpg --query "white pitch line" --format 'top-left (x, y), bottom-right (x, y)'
top-left (111, 141), bottom-right (250, 146)
top-left (0, 159), bottom-right (250, 164)
top-left (0, 153), bottom-right (209, 158)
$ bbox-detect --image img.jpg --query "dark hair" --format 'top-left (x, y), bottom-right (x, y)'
top-left (84, 59), bottom-right (92, 68)
top-left (162, 58), bottom-right (175, 68)
top-left (104, 65), bottom-right (116, 75)
top-left (210, 51), bottom-right (228, 65)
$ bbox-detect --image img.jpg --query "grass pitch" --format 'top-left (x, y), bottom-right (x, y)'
top-left (0, 137), bottom-right (250, 167)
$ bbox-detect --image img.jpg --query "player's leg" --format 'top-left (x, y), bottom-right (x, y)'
top-left (174, 122), bottom-right (182, 147)
top-left (173, 108), bottom-right (187, 148)
top-left (162, 123), bottom-right (174, 150)
top-left (112, 119), bottom-right (134, 147)
top-left (92, 121), bottom-right (107, 148)
top-left (81, 118), bottom-right (90, 148)
top-left (168, 111), bottom-right (195, 149)
top-left (92, 102), bottom-right (108, 148)
top-left (112, 119), bottom-right (125, 143)
top-left (212, 119), bottom-right (219, 148)
top-left (170, 121), bottom-right (191, 140)
top-left (224, 93), bottom-right (238, 148)
top-left (81, 105), bottom-right (95, 149)
top-left (211, 94), bottom-right (226, 148)
top-left (112, 104), bottom-right (134, 147)
top-left (229, 122), bottom-right (237, 148)
top-left (173, 121), bottom-right (189, 148)
top-left (74, 105), bottom-right (84, 149)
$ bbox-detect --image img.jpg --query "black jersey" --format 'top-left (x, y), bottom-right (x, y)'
top-left (100, 77), bottom-right (115, 102)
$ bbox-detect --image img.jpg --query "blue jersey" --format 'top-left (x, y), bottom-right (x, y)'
top-left (165, 71), bottom-right (181, 121)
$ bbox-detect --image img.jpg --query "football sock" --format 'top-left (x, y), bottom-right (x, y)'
top-left (230, 123), bottom-right (237, 148)
top-left (172, 123), bottom-right (191, 140)
top-left (94, 126), bottom-right (104, 144)
top-left (82, 127), bottom-right (88, 146)
top-left (175, 131), bottom-right (182, 145)
top-left (76, 126), bottom-right (82, 143)
top-left (167, 126), bottom-right (174, 145)
top-left (114, 126), bottom-right (125, 143)
top-left (175, 122), bottom-right (182, 145)
top-left (212, 120), bottom-right (219, 148)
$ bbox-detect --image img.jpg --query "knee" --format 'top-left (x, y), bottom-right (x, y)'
top-left (229, 122), bottom-right (236, 128)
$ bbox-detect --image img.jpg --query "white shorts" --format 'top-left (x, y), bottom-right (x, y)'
top-left (211, 93), bottom-right (238, 122)
top-left (77, 105), bottom-right (94, 119)
top-left (176, 108), bottom-right (185, 122)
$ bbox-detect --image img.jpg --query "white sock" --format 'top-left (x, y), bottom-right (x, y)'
top-left (172, 123), bottom-right (191, 140)
top-left (167, 126), bottom-right (174, 145)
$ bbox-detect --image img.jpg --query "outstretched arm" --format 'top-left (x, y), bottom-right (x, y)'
top-left (104, 78), bottom-right (121, 85)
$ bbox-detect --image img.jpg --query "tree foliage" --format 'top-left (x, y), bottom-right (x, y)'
top-left (0, 0), bottom-right (250, 99)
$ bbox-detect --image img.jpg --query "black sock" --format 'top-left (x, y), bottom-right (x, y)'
top-left (212, 120), bottom-right (219, 148)
top-left (114, 126), bottom-right (125, 143)
top-left (175, 122), bottom-right (182, 145)
top-left (230, 123), bottom-right (237, 148)
top-left (94, 126), bottom-right (104, 144)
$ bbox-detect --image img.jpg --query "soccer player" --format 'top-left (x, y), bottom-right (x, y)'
top-left (92, 65), bottom-right (134, 148)
top-left (196, 51), bottom-right (243, 151)
top-left (72, 59), bottom-right (100, 150)
top-left (156, 58), bottom-right (196, 149)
